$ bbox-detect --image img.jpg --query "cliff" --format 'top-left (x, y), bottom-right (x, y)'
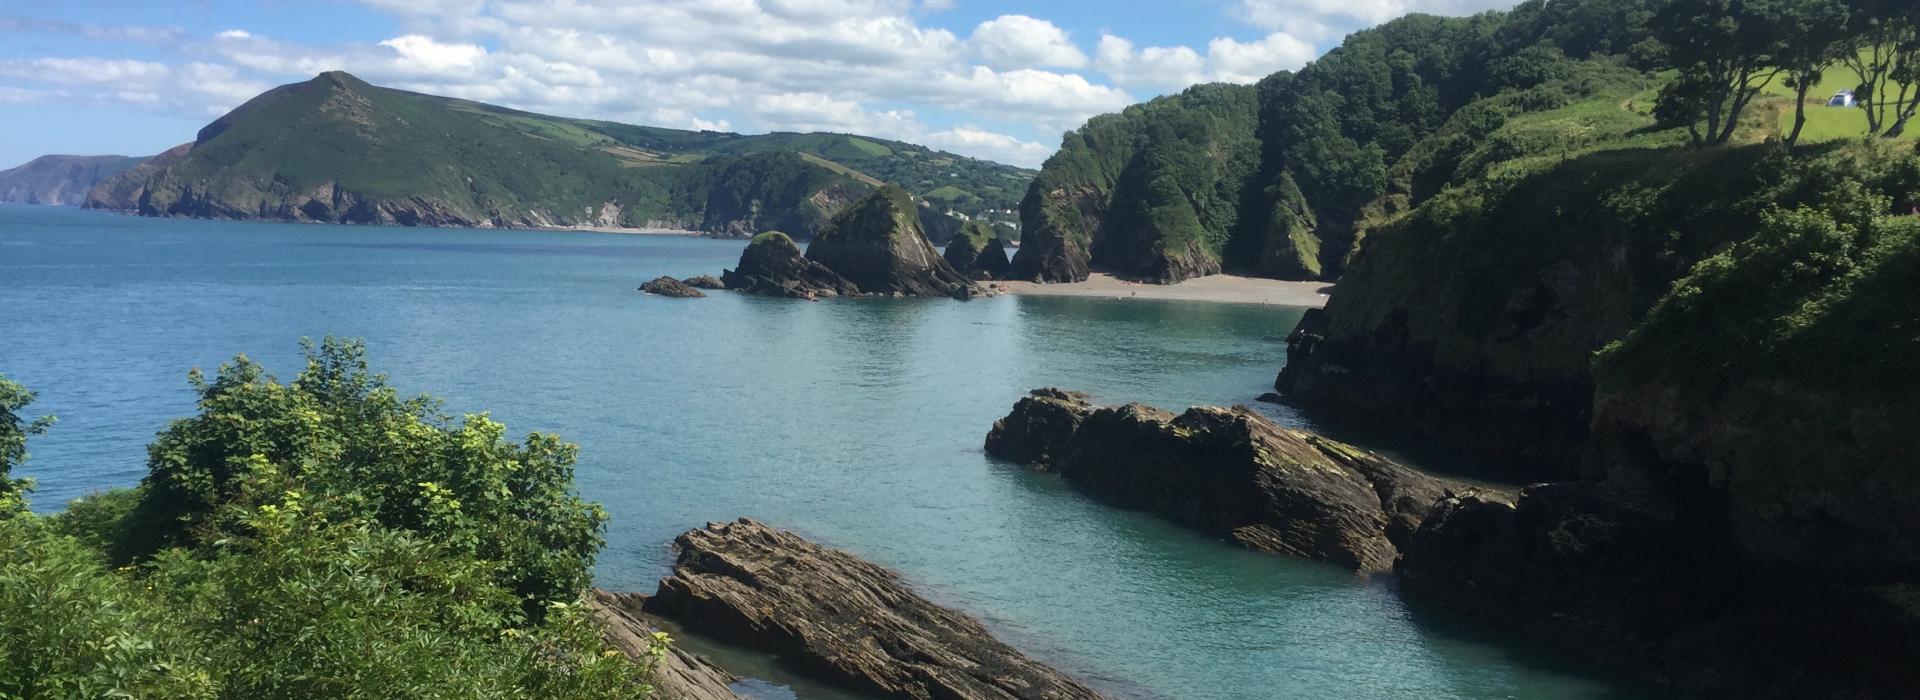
top-left (0, 154), bottom-right (146, 205)
top-left (942, 220), bottom-right (1012, 280)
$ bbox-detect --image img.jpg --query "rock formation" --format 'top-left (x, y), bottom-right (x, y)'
top-left (639, 276), bottom-right (707, 298)
top-left (642, 518), bottom-right (1103, 700)
top-left (942, 221), bottom-right (1012, 280)
top-left (587, 589), bottom-right (743, 700)
top-left (805, 185), bottom-right (976, 298)
top-left (681, 275), bottom-right (725, 290)
top-left (985, 389), bottom-right (1454, 571)
top-left (720, 232), bottom-right (861, 299)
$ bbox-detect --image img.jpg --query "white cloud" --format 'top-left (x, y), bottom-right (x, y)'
top-left (1095, 32), bottom-right (1314, 91)
top-left (969, 15), bottom-right (1087, 69)
top-left (1234, 0), bottom-right (1518, 40)
top-left (378, 35), bottom-right (488, 73)
top-left (217, 29), bottom-right (252, 39)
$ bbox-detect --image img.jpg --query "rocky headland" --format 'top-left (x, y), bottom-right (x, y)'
top-left (985, 388), bottom-right (1456, 571)
top-left (587, 589), bottom-right (743, 700)
top-left (637, 518), bottom-right (1103, 700)
top-left (0, 154), bottom-right (147, 205)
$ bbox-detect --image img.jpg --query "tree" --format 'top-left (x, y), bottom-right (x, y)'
top-left (124, 337), bottom-right (608, 609)
top-left (1777, 0), bottom-right (1856, 145)
top-left (1655, 0), bottom-right (1790, 146)
top-left (1840, 0), bottom-right (1920, 136)
top-left (0, 375), bottom-right (53, 513)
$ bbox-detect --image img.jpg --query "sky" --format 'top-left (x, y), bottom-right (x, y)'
top-left (0, 0), bottom-right (1520, 169)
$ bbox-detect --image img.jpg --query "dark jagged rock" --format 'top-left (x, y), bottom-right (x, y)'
top-left (642, 519), bottom-right (1102, 700)
top-left (720, 232), bottom-right (860, 299)
top-left (943, 220), bottom-right (1013, 280)
top-left (984, 389), bottom-right (1454, 571)
top-left (587, 589), bottom-right (743, 700)
top-left (640, 276), bottom-right (706, 298)
top-left (1398, 484), bottom-right (1920, 697)
top-left (681, 275), bottom-right (725, 290)
top-left (807, 185), bottom-right (976, 298)
top-left (984, 388), bottom-right (1093, 468)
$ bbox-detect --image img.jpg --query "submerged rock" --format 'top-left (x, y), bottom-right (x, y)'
top-left (643, 518), bottom-right (1102, 700)
top-left (588, 589), bottom-right (743, 700)
top-left (720, 232), bottom-right (861, 299)
top-left (984, 389), bottom-right (1454, 570)
top-left (805, 185), bottom-right (977, 298)
top-left (640, 276), bottom-right (707, 298)
top-left (943, 220), bottom-right (1013, 280)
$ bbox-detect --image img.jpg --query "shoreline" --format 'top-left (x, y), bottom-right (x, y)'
top-left (534, 224), bottom-right (707, 237)
top-left (996, 273), bottom-right (1331, 308)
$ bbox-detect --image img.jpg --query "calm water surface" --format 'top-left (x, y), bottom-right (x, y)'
top-left (0, 205), bottom-right (1651, 699)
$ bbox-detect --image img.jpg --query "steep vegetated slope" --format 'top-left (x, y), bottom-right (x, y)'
top-left (1014, 0), bottom-right (1668, 283)
top-left (0, 154), bottom-right (147, 205)
top-left (85, 72), bottom-right (1033, 237)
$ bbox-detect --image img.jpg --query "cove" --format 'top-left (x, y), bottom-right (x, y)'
top-left (0, 205), bottom-right (1654, 699)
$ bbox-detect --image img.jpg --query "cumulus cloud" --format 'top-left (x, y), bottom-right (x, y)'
top-left (1234, 0), bottom-right (1518, 41)
top-left (968, 15), bottom-right (1087, 69)
top-left (1095, 32), bottom-right (1314, 91)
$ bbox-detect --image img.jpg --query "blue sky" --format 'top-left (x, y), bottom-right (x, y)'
top-left (0, 0), bottom-right (1517, 168)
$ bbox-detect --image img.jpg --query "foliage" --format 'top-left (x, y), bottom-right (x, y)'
top-left (123, 337), bottom-right (607, 609)
top-left (1653, 0), bottom-right (1791, 145)
top-left (0, 374), bottom-right (53, 513)
top-left (0, 347), bottom-right (660, 700)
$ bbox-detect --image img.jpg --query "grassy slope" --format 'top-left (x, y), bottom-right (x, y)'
top-left (104, 72), bottom-right (1034, 231)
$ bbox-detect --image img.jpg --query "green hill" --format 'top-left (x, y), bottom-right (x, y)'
top-left (84, 72), bottom-right (1033, 238)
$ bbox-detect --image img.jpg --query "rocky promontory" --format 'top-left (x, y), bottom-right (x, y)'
top-left (641, 518), bottom-right (1102, 700)
top-left (0, 153), bottom-right (147, 205)
top-left (720, 232), bottom-right (861, 299)
top-left (942, 220), bottom-right (1013, 280)
top-left (805, 185), bottom-right (977, 298)
top-left (985, 389), bottom-right (1454, 571)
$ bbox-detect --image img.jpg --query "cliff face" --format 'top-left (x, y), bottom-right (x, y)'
top-left (1011, 83), bottom-right (1260, 283)
top-left (1277, 145), bottom-right (1915, 479)
top-left (0, 154), bottom-right (146, 205)
top-left (805, 185), bottom-right (973, 297)
top-left (1381, 145), bottom-right (1920, 697)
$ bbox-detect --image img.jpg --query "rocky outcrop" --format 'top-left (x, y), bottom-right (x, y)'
top-left (642, 519), bottom-right (1102, 700)
top-left (984, 389), bottom-right (1454, 571)
top-left (640, 276), bottom-right (707, 298)
top-left (681, 275), bottom-right (725, 290)
top-left (720, 232), bottom-right (861, 299)
top-left (587, 589), bottom-right (743, 700)
top-left (0, 154), bottom-right (147, 205)
top-left (943, 221), bottom-right (1013, 280)
top-left (805, 185), bottom-right (976, 298)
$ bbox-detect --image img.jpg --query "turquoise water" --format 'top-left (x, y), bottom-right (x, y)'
top-left (0, 205), bottom-right (1648, 699)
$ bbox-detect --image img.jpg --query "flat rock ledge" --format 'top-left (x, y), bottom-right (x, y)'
top-left (642, 518), bottom-right (1103, 700)
top-left (587, 589), bottom-right (743, 700)
top-left (984, 388), bottom-right (1457, 571)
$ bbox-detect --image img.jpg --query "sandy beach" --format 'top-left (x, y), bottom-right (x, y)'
top-left (996, 273), bottom-right (1331, 308)
top-left (539, 225), bottom-right (705, 236)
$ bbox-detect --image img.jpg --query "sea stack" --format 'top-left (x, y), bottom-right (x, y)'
top-left (942, 220), bottom-right (1013, 280)
top-left (805, 185), bottom-right (976, 298)
top-left (720, 231), bottom-right (861, 299)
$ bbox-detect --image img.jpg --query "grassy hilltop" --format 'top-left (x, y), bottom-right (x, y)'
top-left (87, 72), bottom-right (1033, 239)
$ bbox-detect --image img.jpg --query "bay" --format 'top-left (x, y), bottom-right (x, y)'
top-left (0, 205), bottom-right (1648, 699)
